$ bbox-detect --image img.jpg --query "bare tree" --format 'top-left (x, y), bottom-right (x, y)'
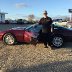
top-left (63, 17), bottom-right (70, 22)
top-left (28, 14), bottom-right (35, 21)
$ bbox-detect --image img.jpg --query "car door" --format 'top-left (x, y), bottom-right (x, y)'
top-left (62, 28), bottom-right (72, 41)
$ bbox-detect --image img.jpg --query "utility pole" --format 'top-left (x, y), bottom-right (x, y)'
top-left (69, 9), bottom-right (72, 21)
top-left (70, 13), bottom-right (72, 21)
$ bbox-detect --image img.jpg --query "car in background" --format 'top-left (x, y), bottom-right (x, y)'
top-left (0, 24), bottom-right (72, 48)
top-left (66, 21), bottom-right (72, 28)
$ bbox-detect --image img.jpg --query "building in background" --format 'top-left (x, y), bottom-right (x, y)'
top-left (0, 12), bottom-right (8, 23)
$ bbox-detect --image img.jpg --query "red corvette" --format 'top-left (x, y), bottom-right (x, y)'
top-left (0, 24), bottom-right (40, 45)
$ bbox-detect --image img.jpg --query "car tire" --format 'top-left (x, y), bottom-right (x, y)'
top-left (52, 36), bottom-right (63, 48)
top-left (3, 33), bottom-right (16, 45)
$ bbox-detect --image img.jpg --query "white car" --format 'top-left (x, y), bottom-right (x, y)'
top-left (66, 21), bottom-right (72, 28)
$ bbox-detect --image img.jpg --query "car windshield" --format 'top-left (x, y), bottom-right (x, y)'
top-left (25, 24), bottom-right (42, 32)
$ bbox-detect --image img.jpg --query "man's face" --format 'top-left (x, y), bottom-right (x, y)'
top-left (43, 13), bottom-right (47, 18)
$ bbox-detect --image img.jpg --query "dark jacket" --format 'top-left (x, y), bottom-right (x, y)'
top-left (39, 17), bottom-right (53, 33)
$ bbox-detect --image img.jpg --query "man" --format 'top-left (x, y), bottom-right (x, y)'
top-left (39, 10), bottom-right (53, 48)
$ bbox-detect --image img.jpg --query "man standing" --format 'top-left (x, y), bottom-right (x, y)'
top-left (39, 10), bottom-right (53, 48)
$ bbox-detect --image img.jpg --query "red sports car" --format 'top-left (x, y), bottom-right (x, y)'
top-left (0, 24), bottom-right (41, 45)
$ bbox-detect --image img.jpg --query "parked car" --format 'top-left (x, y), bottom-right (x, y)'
top-left (0, 24), bottom-right (72, 47)
top-left (26, 24), bottom-right (72, 47)
top-left (5, 20), bottom-right (10, 24)
top-left (0, 24), bottom-right (41, 45)
top-left (66, 21), bottom-right (72, 28)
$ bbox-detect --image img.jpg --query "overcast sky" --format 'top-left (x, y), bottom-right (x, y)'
top-left (0, 0), bottom-right (72, 19)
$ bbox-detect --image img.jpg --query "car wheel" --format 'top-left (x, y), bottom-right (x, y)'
top-left (52, 36), bottom-right (63, 48)
top-left (3, 33), bottom-right (16, 45)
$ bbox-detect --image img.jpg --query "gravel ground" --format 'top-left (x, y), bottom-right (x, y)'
top-left (0, 24), bottom-right (72, 72)
top-left (0, 42), bottom-right (72, 72)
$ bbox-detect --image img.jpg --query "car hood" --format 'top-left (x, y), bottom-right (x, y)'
top-left (11, 27), bottom-right (26, 30)
top-left (53, 24), bottom-right (72, 31)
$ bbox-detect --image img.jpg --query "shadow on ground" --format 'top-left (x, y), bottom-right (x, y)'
top-left (6, 60), bottom-right (72, 72)
top-left (15, 42), bottom-right (72, 49)
top-left (0, 42), bottom-right (72, 50)
top-left (62, 42), bottom-right (72, 49)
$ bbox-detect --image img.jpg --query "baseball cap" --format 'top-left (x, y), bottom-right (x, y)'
top-left (43, 10), bottom-right (48, 14)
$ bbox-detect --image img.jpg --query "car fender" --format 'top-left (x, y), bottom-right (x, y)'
top-left (52, 33), bottom-right (64, 41)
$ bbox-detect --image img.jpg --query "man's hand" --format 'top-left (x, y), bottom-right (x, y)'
top-left (51, 28), bottom-right (53, 32)
top-left (39, 18), bottom-right (45, 24)
top-left (51, 24), bottom-right (53, 32)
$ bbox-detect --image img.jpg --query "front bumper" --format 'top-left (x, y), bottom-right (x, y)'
top-left (0, 31), bottom-right (6, 41)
